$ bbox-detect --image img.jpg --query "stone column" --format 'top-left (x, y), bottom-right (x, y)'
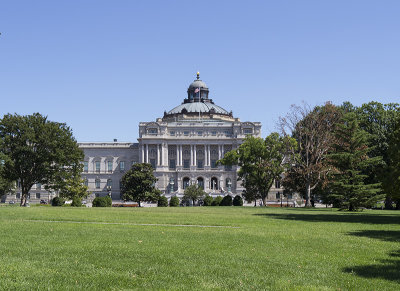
top-left (179, 145), bottom-right (183, 166)
top-left (157, 144), bottom-right (161, 166)
top-left (141, 144), bottom-right (145, 163)
top-left (145, 144), bottom-right (149, 163)
top-left (190, 145), bottom-right (193, 166)
top-left (208, 145), bottom-right (211, 166)
top-left (194, 145), bottom-right (197, 167)
top-left (222, 144), bottom-right (225, 157)
top-left (218, 145), bottom-right (221, 160)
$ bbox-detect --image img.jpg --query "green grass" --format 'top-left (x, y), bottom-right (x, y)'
top-left (0, 207), bottom-right (399, 290)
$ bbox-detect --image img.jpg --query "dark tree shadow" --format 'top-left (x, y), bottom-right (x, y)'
top-left (347, 230), bottom-right (400, 242)
top-left (343, 230), bottom-right (400, 283)
top-left (255, 212), bottom-right (400, 225)
top-left (343, 249), bottom-right (400, 283)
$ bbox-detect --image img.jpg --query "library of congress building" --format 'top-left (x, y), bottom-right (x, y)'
top-left (7, 73), bottom-right (285, 203)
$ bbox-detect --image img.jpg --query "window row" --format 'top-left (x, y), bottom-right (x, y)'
top-left (83, 161), bottom-right (134, 173)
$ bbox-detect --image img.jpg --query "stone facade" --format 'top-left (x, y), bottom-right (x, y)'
top-left (4, 73), bottom-right (289, 204)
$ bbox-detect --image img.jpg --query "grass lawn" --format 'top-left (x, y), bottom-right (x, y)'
top-left (0, 206), bottom-right (399, 290)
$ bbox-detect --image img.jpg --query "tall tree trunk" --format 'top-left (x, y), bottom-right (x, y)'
top-left (20, 193), bottom-right (26, 206)
top-left (395, 200), bottom-right (400, 210)
top-left (385, 196), bottom-right (394, 210)
top-left (262, 196), bottom-right (268, 207)
top-left (138, 201), bottom-right (141, 207)
top-left (305, 183), bottom-right (311, 207)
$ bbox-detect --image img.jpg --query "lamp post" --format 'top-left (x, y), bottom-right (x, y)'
top-left (107, 185), bottom-right (112, 200)
top-left (227, 180), bottom-right (232, 193)
top-left (169, 178), bottom-right (174, 193)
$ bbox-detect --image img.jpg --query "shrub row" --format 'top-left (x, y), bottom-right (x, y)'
top-left (159, 195), bottom-right (244, 207)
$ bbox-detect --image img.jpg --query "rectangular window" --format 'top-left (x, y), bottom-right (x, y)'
top-left (183, 131), bottom-right (190, 136)
top-left (150, 159), bottom-right (156, 169)
top-left (224, 130), bottom-right (233, 137)
top-left (16, 193), bottom-right (20, 199)
top-left (211, 131), bottom-right (217, 136)
top-left (108, 161), bottom-right (113, 173)
top-left (120, 161), bottom-right (125, 172)
top-left (95, 179), bottom-right (100, 189)
top-left (169, 159), bottom-right (176, 169)
top-left (36, 193), bottom-right (40, 199)
top-left (95, 161), bottom-right (100, 173)
top-left (169, 131), bottom-right (175, 136)
top-left (183, 159), bottom-right (190, 169)
top-left (148, 129), bottom-right (157, 135)
top-left (36, 183), bottom-right (41, 190)
top-left (275, 180), bottom-right (281, 189)
top-left (83, 161), bottom-right (88, 172)
top-left (211, 160), bottom-right (217, 168)
top-left (197, 131), bottom-right (203, 136)
top-left (288, 194), bottom-right (293, 199)
top-left (276, 192), bottom-right (280, 199)
top-left (197, 160), bottom-right (203, 169)
top-left (84, 179), bottom-right (88, 187)
top-left (225, 165), bottom-right (232, 171)
top-left (243, 129), bottom-right (253, 134)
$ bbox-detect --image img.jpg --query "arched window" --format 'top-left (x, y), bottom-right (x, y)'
top-left (197, 177), bottom-right (204, 189)
top-left (211, 177), bottom-right (219, 190)
top-left (183, 177), bottom-right (190, 189)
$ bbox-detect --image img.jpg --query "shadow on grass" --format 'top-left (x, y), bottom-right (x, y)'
top-left (343, 230), bottom-right (400, 283)
top-left (255, 211), bottom-right (400, 225)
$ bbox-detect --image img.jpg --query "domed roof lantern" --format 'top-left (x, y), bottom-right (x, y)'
top-left (187, 72), bottom-right (209, 101)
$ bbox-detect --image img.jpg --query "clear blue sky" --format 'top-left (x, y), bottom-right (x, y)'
top-left (1, 0), bottom-right (399, 141)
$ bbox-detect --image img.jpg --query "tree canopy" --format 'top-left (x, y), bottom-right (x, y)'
top-left (120, 163), bottom-right (161, 207)
top-left (182, 184), bottom-right (205, 206)
top-left (0, 113), bottom-right (84, 206)
top-left (327, 113), bottom-right (383, 210)
top-left (279, 102), bottom-right (342, 206)
top-left (219, 133), bottom-right (295, 206)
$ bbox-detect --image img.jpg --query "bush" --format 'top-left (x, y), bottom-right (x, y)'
top-left (203, 195), bottom-right (213, 206)
top-left (71, 197), bottom-right (82, 207)
top-left (51, 196), bottom-right (65, 206)
top-left (92, 196), bottom-right (112, 207)
top-left (211, 196), bottom-right (223, 206)
top-left (169, 196), bottom-right (179, 207)
top-left (158, 196), bottom-right (168, 207)
top-left (220, 195), bottom-right (233, 206)
top-left (233, 195), bottom-right (243, 206)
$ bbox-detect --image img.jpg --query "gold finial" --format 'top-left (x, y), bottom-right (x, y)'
top-left (196, 72), bottom-right (200, 80)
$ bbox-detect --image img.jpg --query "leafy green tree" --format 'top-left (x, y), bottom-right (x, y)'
top-left (169, 195), bottom-right (180, 207)
top-left (219, 133), bottom-right (296, 207)
top-left (220, 195), bottom-right (233, 206)
top-left (158, 196), bottom-right (168, 207)
top-left (383, 116), bottom-right (400, 209)
top-left (233, 195), bottom-right (243, 206)
top-left (120, 163), bottom-right (161, 207)
top-left (203, 194), bottom-right (213, 206)
top-left (92, 196), bottom-right (112, 207)
top-left (182, 184), bottom-right (205, 206)
top-left (279, 102), bottom-right (342, 207)
top-left (0, 113), bottom-right (84, 206)
top-left (349, 102), bottom-right (400, 209)
top-left (327, 113), bottom-right (383, 211)
top-left (211, 196), bottom-right (223, 206)
top-left (58, 176), bottom-right (88, 201)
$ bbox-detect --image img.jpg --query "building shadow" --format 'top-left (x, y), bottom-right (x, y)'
top-left (255, 212), bottom-right (400, 225)
top-left (343, 230), bottom-right (400, 283)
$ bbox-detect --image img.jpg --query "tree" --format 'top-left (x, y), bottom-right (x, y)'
top-left (349, 102), bottom-right (400, 209)
top-left (169, 195), bottom-right (180, 207)
top-left (0, 113), bottom-right (84, 206)
top-left (158, 196), bottom-right (168, 207)
top-left (383, 115), bottom-right (400, 209)
top-left (203, 194), bottom-right (213, 206)
top-left (279, 102), bottom-right (342, 206)
top-left (327, 113), bottom-right (383, 211)
top-left (233, 195), bottom-right (243, 206)
top-left (120, 163), bottom-right (161, 207)
top-left (182, 184), bottom-right (205, 206)
top-left (58, 176), bottom-right (88, 201)
top-left (219, 133), bottom-right (296, 207)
